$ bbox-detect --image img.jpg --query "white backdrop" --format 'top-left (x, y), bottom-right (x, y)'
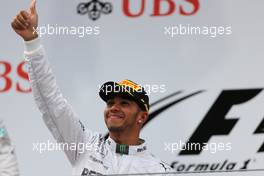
top-left (1, 0), bottom-right (264, 175)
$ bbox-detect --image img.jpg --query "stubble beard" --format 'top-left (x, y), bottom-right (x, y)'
top-left (106, 110), bottom-right (140, 133)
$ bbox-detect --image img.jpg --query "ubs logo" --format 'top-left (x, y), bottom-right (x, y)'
top-left (77, 0), bottom-right (113, 21)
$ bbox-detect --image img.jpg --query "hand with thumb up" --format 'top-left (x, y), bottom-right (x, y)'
top-left (11, 0), bottom-right (38, 41)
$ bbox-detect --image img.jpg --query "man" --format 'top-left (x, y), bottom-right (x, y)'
top-left (0, 119), bottom-right (20, 176)
top-left (11, 0), bottom-right (171, 175)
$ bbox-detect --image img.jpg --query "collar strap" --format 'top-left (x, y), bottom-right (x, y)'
top-left (116, 144), bottom-right (129, 155)
top-left (106, 137), bottom-right (147, 155)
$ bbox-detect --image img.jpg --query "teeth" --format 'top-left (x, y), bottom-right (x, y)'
top-left (109, 115), bottom-right (123, 119)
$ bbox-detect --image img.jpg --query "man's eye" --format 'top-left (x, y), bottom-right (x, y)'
top-left (121, 101), bottom-right (130, 105)
top-left (107, 101), bottom-right (114, 106)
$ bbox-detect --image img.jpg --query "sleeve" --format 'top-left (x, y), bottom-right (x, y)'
top-left (0, 120), bottom-right (19, 176)
top-left (148, 161), bottom-right (173, 176)
top-left (24, 38), bottom-right (93, 165)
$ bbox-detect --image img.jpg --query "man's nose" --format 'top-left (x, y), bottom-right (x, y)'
top-left (109, 103), bottom-right (121, 112)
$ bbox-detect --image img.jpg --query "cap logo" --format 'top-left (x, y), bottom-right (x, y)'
top-left (119, 80), bottom-right (141, 91)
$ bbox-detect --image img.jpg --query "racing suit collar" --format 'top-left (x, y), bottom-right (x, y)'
top-left (106, 137), bottom-right (147, 155)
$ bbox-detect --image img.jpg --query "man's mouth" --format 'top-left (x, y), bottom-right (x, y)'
top-left (108, 114), bottom-right (124, 120)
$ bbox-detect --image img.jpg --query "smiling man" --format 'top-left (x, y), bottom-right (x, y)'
top-left (100, 80), bottom-right (150, 146)
top-left (11, 0), bottom-right (171, 175)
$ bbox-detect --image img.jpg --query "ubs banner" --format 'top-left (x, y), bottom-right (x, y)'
top-left (1, 0), bottom-right (264, 175)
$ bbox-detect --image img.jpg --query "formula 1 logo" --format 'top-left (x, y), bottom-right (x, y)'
top-left (144, 89), bottom-right (264, 155)
top-left (178, 89), bottom-right (264, 155)
top-left (77, 0), bottom-right (113, 21)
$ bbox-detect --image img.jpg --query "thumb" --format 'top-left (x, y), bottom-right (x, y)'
top-left (29, 0), bottom-right (37, 15)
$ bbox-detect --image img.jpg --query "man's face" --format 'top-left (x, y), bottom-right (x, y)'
top-left (104, 96), bottom-right (141, 133)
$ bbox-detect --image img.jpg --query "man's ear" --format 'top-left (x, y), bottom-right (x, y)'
top-left (137, 111), bottom-right (148, 125)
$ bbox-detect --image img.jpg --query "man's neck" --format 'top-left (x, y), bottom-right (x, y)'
top-left (109, 131), bottom-right (140, 146)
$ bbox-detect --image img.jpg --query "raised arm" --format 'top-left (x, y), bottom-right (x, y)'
top-left (11, 0), bottom-right (90, 165)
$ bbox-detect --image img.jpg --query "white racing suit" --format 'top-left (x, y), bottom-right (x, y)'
top-left (24, 38), bottom-right (172, 176)
top-left (0, 120), bottom-right (19, 176)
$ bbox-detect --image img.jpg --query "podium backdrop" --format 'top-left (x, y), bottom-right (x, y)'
top-left (1, 0), bottom-right (264, 175)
